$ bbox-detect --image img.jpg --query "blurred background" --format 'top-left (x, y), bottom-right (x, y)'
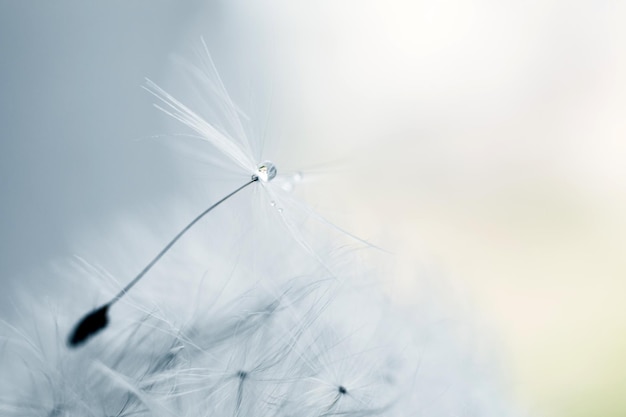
top-left (1, 1), bottom-right (625, 416)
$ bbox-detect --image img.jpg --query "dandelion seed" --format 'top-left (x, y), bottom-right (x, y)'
top-left (144, 39), bottom-right (383, 262)
top-left (67, 304), bottom-right (109, 346)
top-left (68, 39), bottom-right (381, 348)
top-left (68, 176), bottom-right (261, 347)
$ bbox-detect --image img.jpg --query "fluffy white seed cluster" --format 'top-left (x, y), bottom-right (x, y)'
top-left (0, 43), bottom-right (521, 417)
top-left (0, 249), bottom-right (515, 417)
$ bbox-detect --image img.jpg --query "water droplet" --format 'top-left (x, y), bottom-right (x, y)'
top-left (270, 201), bottom-right (276, 207)
top-left (277, 208), bottom-right (283, 213)
top-left (292, 172), bottom-right (303, 182)
top-left (255, 161), bottom-right (277, 182)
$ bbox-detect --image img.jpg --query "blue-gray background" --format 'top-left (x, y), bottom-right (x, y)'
top-left (2, 3), bottom-right (177, 278)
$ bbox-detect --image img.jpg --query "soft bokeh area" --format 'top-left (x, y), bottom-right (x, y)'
top-left (265, 3), bottom-right (626, 417)
top-left (1, 1), bottom-right (625, 416)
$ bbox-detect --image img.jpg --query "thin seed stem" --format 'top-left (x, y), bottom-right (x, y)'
top-left (68, 176), bottom-right (259, 347)
top-left (110, 176), bottom-right (259, 305)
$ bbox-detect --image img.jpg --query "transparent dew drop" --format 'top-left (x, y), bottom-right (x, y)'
top-left (277, 208), bottom-right (283, 213)
top-left (270, 201), bottom-right (276, 207)
top-left (255, 161), bottom-right (277, 182)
